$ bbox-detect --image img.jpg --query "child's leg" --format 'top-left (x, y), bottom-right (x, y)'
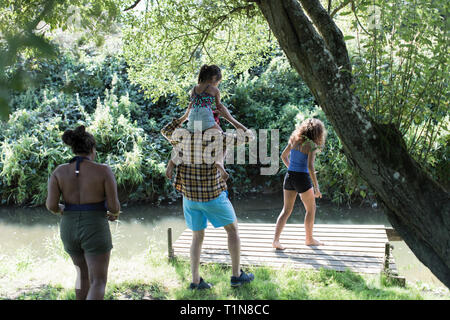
top-left (207, 123), bottom-right (227, 181)
top-left (215, 159), bottom-right (228, 181)
top-left (300, 188), bottom-right (324, 246)
top-left (212, 123), bottom-right (223, 132)
top-left (165, 159), bottom-right (175, 180)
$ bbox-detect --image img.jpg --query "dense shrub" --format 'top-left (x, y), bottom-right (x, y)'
top-left (0, 53), bottom-right (373, 207)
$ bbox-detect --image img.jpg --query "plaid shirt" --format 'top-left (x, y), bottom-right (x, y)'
top-left (161, 118), bottom-right (254, 202)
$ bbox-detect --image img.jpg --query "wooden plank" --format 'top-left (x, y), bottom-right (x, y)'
top-left (385, 227), bottom-right (402, 241)
top-left (179, 255), bottom-right (384, 274)
top-left (197, 253), bottom-right (382, 268)
top-left (174, 247), bottom-right (385, 264)
top-left (174, 239), bottom-right (386, 253)
top-left (235, 225), bottom-right (388, 234)
top-left (179, 231), bottom-right (389, 243)
top-left (234, 223), bottom-right (387, 229)
top-left (192, 228), bottom-right (389, 239)
top-left (176, 235), bottom-right (387, 248)
top-left (173, 242), bottom-right (386, 258)
top-left (172, 223), bottom-right (398, 275)
top-left (174, 250), bottom-right (396, 272)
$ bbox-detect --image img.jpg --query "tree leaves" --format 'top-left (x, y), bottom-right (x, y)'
top-left (121, 0), bottom-right (277, 102)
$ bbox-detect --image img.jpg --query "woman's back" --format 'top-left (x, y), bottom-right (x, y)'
top-left (46, 125), bottom-right (120, 214)
top-left (54, 159), bottom-right (109, 205)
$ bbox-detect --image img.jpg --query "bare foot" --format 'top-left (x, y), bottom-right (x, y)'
top-left (305, 238), bottom-right (324, 246)
top-left (272, 240), bottom-right (286, 250)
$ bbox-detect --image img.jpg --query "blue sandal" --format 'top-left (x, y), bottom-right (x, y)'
top-left (189, 277), bottom-right (213, 290)
top-left (230, 270), bottom-right (255, 287)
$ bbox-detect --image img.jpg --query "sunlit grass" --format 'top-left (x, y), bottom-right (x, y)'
top-left (0, 230), bottom-right (448, 300)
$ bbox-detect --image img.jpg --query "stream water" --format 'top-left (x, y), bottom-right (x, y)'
top-left (0, 192), bottom-right (446, 289)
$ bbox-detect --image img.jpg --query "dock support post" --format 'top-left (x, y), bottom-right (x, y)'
top-left (384, 242), bottom-right (390, 272)
top-left (383, 242), bottom-right (406, 287)
top-left (168, 228), bottom-right (174, 261)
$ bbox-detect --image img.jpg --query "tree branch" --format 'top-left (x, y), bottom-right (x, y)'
top-left (330, 0), bottom-right (352, 18)
top-left (124, 0), bottom-right (142, 12)
top-left (298, 0), bottom-right (352, 84)
top-left (174, 3), bottom-right (256, 70)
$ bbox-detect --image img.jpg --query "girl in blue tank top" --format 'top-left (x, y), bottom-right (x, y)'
top-left (273, 118), bottom-right (327, 250)
top-left (288, 148), bottom-right (309, 173)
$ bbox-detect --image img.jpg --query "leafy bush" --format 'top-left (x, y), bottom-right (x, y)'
top-left (0, 53), bottom-right (374, 207)
top-left (0, 55), bottom-right (177, 206)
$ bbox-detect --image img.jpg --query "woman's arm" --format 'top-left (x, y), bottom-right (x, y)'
top-left (104, 165), bottom-right (121, 220)
top-left (281, 143), bottom-right (292, 168)
top-left (307, 150), bottom-right (322, 198)
top-left (46, 172), bottom-right (63, 215)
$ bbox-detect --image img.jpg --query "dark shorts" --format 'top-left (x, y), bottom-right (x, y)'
top-left (60, 210), bottom-right (113, 256)
top-left (283, 170), bottom-right (313, 194)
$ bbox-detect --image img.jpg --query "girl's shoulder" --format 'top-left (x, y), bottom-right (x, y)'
top-left (204, 84), bottom-right (219, 96)
top-left (300, 140), bottom-right (318, 154)
top-left (290, 141), bottom-right (302, 151)
top-left (191, 85), bottom-right (200, 96)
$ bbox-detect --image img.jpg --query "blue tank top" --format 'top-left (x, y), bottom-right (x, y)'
top-left (288, 148), bottom-right (309, 173)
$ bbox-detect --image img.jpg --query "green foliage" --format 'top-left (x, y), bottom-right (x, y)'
top-left (122, 0), bottom-right (276, 102)
top-left (2, 0), bottom-right (447, 208)
top-left (0, 53), bottom-right (177, 206)
top-left (221, 56), bottom-right (370, 205)
top-left (0, 51), bottom-right (368, 206)
top-left (343, 0), bottom-right (449, 188)
top-left (0, 0), bottom-right (123, 119)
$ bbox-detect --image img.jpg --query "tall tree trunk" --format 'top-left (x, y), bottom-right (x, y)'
top-left (257, 0), bottom-right (450, 287)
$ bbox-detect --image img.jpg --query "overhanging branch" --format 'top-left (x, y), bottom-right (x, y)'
top-left (124, 0), bottom-right (142, 12)
top-left (298, 0), bottom-right (352, 83)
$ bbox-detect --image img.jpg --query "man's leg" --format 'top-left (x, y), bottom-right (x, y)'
top-left (190, 229), bottom-right (205, 285)
top-left (223, 221), bottom-right (240, 278)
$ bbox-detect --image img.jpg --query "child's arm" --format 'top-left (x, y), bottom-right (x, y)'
top-left (307, 148), bottom-right (322, 198)
top-left (214, 89), bottom-right (222, 108)
top-left (216, 103), bottom-right (247, 132)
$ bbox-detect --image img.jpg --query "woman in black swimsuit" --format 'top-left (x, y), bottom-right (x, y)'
top-left (46, 125), bottom-right (120, 300)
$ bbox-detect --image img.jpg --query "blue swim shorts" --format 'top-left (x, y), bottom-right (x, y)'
top-left (182, 190), bottom-right (237, 231)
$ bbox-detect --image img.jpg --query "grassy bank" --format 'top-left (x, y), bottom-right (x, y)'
top-left (0, 229), bottom-right (448, 300)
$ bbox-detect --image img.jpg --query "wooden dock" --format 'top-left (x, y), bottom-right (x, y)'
top-left (171, 223), bottom-right (400, 275)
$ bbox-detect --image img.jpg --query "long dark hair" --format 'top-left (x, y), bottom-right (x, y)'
top-left (62, 125), bottom-right (96, 155)
top-left (198, 64), bottom-right (222, 83)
